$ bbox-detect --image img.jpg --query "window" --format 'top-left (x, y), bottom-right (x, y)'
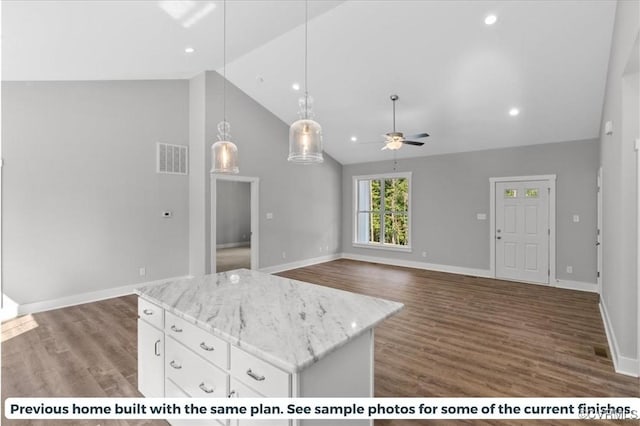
top-left (504, 188), bottom-right (517, 198)
top-left (525, 188), bottom-right (539, 198)
top-left (353, 172), bottom-right (411, 251)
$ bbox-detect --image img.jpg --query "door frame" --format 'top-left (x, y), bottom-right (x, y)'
top-left (489, 174), bottom-right (557, 284)
top-left (210, 174), bottom-right (260, 274)
top-left (597, 167), bottom-right (603, 294)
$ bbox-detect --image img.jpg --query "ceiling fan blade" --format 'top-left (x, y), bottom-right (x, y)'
top-left (402, 140), bottom-right (425, 146)
top-left (381, 145), bottom-right (389, 151)
top-left (404, 132), bottom-right (429, 139)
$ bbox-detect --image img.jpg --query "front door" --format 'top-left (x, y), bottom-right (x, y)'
top-left (495, 180), bottom-right (550, 284)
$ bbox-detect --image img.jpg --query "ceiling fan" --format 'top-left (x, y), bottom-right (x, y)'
top-left (379, 94), bottom-right (429, 150)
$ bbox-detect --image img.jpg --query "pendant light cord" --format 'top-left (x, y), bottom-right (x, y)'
top-left (304, 0), bottom-right (309, 120)
top-left (223, 0), bottom-right (227, 125)
top-left (392, 98), bottom-right (396, 132)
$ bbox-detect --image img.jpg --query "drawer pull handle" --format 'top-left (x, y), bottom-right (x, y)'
top-left (199, 342), bottom-right (215, 352)
top-left (169, 360), bottom-right (182, 370)
top-left (199, 382), bottom-right (215, 394)
top-left (154, 339), bottom-right (161, 357)
top-left (246, 369), bottom-right (265, 382)
top-left (143, 309), bottom-right (153, 315)
top-left (170, 325), bottom-right (183, 333)
top-left (228, 390), bottom-right (236, 398)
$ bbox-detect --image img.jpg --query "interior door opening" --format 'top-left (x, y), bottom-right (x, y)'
top-left (216, 180), bottom-right (251, 272)
top-left (211, 175), bottom-right (259, 274)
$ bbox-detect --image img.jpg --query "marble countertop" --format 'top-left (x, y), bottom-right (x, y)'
top-left (135, 269), bottom-right (403, 373)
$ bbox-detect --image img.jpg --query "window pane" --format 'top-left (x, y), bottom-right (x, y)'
top-left (357, 180), bottom-right (370, 211)
top-left (370, 213), bottom-right (381, 243)
top-left (357, 213), bottom-right (380, 243)
top-left (504, 189), bottom-right (517, 198)
top-left (384, 178), bottom-right (408, 212)
top-left (383, 213), bottom-right (408, 246)
top-left (525, 188), bottom-right (539, 198)
top-left (370, 179), bottom-right (381, 211)
top-left (356, 212), bottom-right (369, 243)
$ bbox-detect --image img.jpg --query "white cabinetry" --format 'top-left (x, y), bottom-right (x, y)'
top-left (137, 298), bottom-right (164, 397)
top-left (138, 295), bottom-right (375, 426)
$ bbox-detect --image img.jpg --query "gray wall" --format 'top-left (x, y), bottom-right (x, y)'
top-left (342, 139), bottom-right (599, 283)
top-left (189, 71), bottom-right (342, 274)
top-left (2, 80), bottom-right (189, 304)
top-left (216, 180), bottom-right (251, 246)
top-left (599, 0), bottom-right (639, 361)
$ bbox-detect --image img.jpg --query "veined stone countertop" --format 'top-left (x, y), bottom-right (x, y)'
top-left (135, 269), bottom-right (403, 373)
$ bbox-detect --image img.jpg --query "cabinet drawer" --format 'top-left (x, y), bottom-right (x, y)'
top-left (166, 337), bottom-right (229, 399)
top-left (230, 346), bottom-right (290, 397)
top-left (165, 310), bottom-right (229, 369)
top-left (166, 380), bottom-right (226, 426)
top-left (138, 297), bottom-right (164, 330)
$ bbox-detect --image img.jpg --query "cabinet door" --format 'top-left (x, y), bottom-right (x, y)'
top-left (138, 319), bottom-right (164, 397)
top-left (228, 378), bottom-right (289, 426)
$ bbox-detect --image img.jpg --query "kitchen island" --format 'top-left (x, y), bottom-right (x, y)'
top-left (135, 268), bottom-right (403, 426)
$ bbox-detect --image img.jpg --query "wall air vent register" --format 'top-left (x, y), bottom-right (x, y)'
top-left (157, 143), bottom-right (188, 175)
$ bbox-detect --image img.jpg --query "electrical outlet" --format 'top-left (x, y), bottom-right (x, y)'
top-left (422, 251), bottom-right (427, 258)
top-left (566, 266), bottom-right (573, 274)
top-left (266, 212), bottom-right (274, 220)
top-left (282, 251), bottom-right (286, 259)
top-left (139, 267), bottom-right (146, 276)
top-left (572, 215), bottom-right (580, 223)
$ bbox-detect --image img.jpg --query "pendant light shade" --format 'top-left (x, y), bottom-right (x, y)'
top-left (211, 0), bottom-right (239, 174)
top-left (288, 119), bottom-right (322, 163)
top-left (211, 121), bottom-right (239, 174)
top-left (288, 0), bottom-right (323, 164)
top-left (288, 96), bottom-right (323, 163)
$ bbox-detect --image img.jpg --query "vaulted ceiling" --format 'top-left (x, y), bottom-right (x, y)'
top-left (2, 0), bottom-right (616, 164)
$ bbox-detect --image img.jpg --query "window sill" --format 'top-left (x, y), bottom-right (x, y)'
top-left (352, 242), bottom-right (412, 253)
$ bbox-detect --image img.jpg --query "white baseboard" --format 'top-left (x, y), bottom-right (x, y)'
top-left (599, 300), bottom-right (639, 377)
top-left (3, 275), bottom-right (191, 319)
top-left (216, 242), bottom-right (250, 249)
top-left (260, 254), bottom-right (342, 274)
top-left (555, 279), bottom-right (599, 293)
top-left (340, 252), bottom-right (493, 278)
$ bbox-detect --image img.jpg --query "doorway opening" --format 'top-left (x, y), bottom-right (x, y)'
top-left (489, 175), bottom-right (556, 285)
top-left (211, 175), bottom-right (259, 273)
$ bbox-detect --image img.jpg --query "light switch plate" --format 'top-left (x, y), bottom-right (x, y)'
top-left (604, 121), bottom-right (613, 135)
top-left (477, 213), bottom-right (487, 220)
top-left (573, 214), bottom-right (580, 223)
top-left (266, 212), bottom-right (273, 220)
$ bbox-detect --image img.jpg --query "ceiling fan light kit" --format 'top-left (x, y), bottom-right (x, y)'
top-left (288, 0), bottom-right (324, 164)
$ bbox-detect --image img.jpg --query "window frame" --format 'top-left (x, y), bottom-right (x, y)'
top-left (352, 172), bottom-right (412, 252)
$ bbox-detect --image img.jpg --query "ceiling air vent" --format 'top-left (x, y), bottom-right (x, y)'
top-left (157, 143), bottom-right (188, 175)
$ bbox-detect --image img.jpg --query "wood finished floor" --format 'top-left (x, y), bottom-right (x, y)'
top-left (2, 259), bottom-right (638, 426)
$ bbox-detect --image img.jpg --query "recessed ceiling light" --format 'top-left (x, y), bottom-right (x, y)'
top-left (484, 14), bottom-right (498, 25)
top-left (350, 136), bottom-right (358, 142)
top-left (184, 46), bottom-right (195, 54)
top-left (292, 82), bottom-right (300, 91)
top-left (509, 107), bottom-right (520, 116)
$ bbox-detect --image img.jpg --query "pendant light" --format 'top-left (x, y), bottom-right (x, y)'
top-left (211, 0), bottom-right (239, 174)
top-left (288, 0), bottom-right (323, 164)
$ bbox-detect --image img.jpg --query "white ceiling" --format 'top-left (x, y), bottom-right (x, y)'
top-left (2, 0), bottom-right (616, 165)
